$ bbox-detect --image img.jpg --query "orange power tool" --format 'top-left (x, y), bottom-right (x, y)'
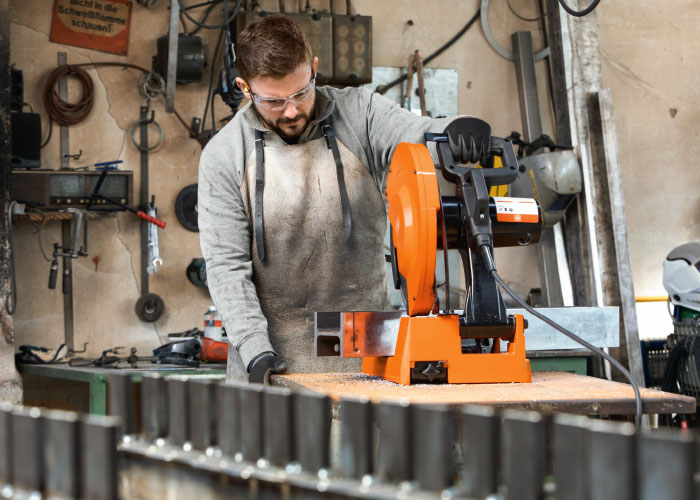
top-left (316, 117), bottom-right (542, 385)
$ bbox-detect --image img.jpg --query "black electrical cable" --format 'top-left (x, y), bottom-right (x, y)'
top-left (480, 245), bottom-right (643, 429)
top-left (202, 26), bottom-right (226, 131)
top-left (40, 61), bottom-right (195, 148)
top-left (189, 0), bottom-right (222, 35)
top-left (376, 7), bottom-right (481, 95)
top-left (506, 0), bottom-right (546, 22)
top-left (557, 0), bottom-right (601, 17)
top-left (178, 0), bottom-right (240, 29)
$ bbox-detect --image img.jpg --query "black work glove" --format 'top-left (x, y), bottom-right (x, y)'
top-left (445, 116), bottom-right (492, 165)
top-left (248, 352), bottom-right (287, 384)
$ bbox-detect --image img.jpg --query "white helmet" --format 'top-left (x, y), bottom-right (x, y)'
top-left (663, 242), bottom-right (700, 313)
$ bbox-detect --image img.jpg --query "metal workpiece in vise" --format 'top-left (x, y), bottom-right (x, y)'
top-left (316, 117), bottom-right (543, 385)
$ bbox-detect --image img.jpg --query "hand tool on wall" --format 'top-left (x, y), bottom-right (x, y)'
top-left (48, 208), bottom-right (87, 294)
top-left (133, 105), bottom-right (167, 323)
top-left (146, 205), bottom-right (163, 275)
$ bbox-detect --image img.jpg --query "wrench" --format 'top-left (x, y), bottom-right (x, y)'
top-left (147, 205), bottom-right (163, 275)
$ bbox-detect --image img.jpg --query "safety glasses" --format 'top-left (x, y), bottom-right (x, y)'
top-left (243, 73), bottom-right (316, 111)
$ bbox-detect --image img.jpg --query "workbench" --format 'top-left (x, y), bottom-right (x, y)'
top-left (18, 362), bottom-right (226, 415)
top-left (273, 371), bottom-right (696, 416)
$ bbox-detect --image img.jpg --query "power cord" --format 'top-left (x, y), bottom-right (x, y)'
top-left (506, 0), bottom-right (546, 22)
top-left (557, 0), bottom-right (601, 17)
top-left (479, 244), bottom-right (643, 429)
top-left (376, 7), bottom-right (481, 95)
top-left (177, 0), bottom-right (241, 30)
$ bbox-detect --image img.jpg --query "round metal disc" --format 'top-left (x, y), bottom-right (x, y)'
top-left (135, 293), bottom-right (165, 322)
top-left (386, 143), bottom-right (441, 316)
top-left (175, 184), bottom-right (199, 232)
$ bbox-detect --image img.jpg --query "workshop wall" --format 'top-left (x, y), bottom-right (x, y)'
top-left (9, 0), bottom-right (552, 357)
top-left (11, 0), bottom-right (686, 355)
top-left (597, 0), bottom-right (700, 339)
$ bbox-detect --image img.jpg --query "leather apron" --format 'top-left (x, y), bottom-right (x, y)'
top-left (230, 123), bottom-right (392, 379)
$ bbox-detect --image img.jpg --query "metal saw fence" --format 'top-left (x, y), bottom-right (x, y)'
top-left (0, 374), bottom-right (697, 500)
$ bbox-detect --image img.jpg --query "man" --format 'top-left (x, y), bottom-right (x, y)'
top-left (198, 14), bottom-right (474, 383)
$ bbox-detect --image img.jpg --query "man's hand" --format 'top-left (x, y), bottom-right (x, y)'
top-left (248, 352), bottom-right (287, 384)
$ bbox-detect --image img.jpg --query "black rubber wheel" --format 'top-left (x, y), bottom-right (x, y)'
top-left (175, 183), bottom-right (199, 232)
top-left (135, 293), bottom-right (165, 322)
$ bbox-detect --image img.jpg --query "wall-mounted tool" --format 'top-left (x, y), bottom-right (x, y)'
top-left (175, 183), bottom-right (198, 231)
top-left (186, 258), bottom-right (207, 288)
top-left (134, 104), bottom-right (167, 323)
top-left (316, 118), bottom-right (541, 385)
top-left (48, 208), bottom-right (87, 293)
top-left (153, 34), bottom-right (205, 84)
top-left (233, 11), bottom-right (372, 85)
top-left (146, 205), bottom-right (163, 275)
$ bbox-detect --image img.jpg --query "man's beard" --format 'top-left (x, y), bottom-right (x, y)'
top-left (254, 106), bottom-right (312, 140)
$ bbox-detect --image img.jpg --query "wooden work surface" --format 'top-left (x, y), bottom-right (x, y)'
top-left (273, 371), bottom-right (696, 416)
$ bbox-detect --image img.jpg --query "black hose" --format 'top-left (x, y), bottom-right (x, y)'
top-left (178, 0), bottom-right (241, 29)
top-left (557, 0), bottom-right (601, 17)
top-left (376, 8), bottom-right (481, 95)
top-left (482, 245), bottom-right (643, 429)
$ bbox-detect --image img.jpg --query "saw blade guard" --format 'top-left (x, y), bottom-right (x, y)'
top-left (386, 143), bottom-right (440, 316)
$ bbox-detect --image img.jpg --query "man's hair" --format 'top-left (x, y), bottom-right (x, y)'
top-left (237, 14), bottom-right (313, 82)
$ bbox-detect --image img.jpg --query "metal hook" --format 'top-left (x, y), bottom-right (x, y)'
top-left (144, 110), bottom-right (156, 124)
top-left (63, 149), bottom-right (83, 160)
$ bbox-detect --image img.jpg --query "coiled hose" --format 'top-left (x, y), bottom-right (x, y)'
top-left (41, 62), bottom-right (192, 147)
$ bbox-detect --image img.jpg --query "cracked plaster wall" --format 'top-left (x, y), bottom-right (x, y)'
top-left (9, 0), bottom-right (689, 354)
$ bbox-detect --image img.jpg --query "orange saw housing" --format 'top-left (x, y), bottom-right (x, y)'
top-left (361, 142), bottom-right (532, 385)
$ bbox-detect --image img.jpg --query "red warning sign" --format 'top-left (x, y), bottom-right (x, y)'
top-left (50, 0), bottom-right (132, 56)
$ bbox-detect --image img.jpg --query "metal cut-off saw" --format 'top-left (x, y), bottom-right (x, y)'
top-left (315, 117), bottom-right (543, 385)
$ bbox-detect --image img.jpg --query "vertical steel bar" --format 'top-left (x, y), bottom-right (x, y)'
top-left (412, 404), bottom-right (455, 491)
top-left (141, 373), bottom-right (168, 441)
top-left (512, 31), bottom-right (543, 141)
top-left (165, 0), bottom-right (179, 112)
top-left (238, 383), bottom-right (264, 463)
top-left (11, 406), bottom-right (44, 493)
top-left (57, 51), bottom-right (75, 352)
top-left (216, 382), bottom-right (242, 458)
top-left (167, 376), bottom-right (190, 447)
top-left (588, 420), bottom-right (636, 500)
top-left (339, 396), bottom-right (373, 479)
top-left (502, 409), bottom-right (546, 500)
top-left (108, 372), bottom-right (137, 435)
top-left (139, 105), bottom-right (150, 297)
top-left (44, 409), bottom-right (81, 498)
top-left (294, 391), bottom-right (331, 472)
top-left (461, 405), bottom-right (499, 498)
top-left (81, 415), bottom-right (120, 500)
top-left (0, 403), bottom-right (11, 487)
top-left (188, 378), bottom-right (216, 451)
top-left (376, 399), bottom-right (411, 483)
top-left (638, 430), bottom-right (694, 500)
top-left (263, 386), bottom-right (294, 467)
top-left (553, 414), bottom-right (590, 500)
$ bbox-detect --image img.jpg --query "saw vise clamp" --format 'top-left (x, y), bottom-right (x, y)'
top-left (317, 117), bottom-right (543, 384)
